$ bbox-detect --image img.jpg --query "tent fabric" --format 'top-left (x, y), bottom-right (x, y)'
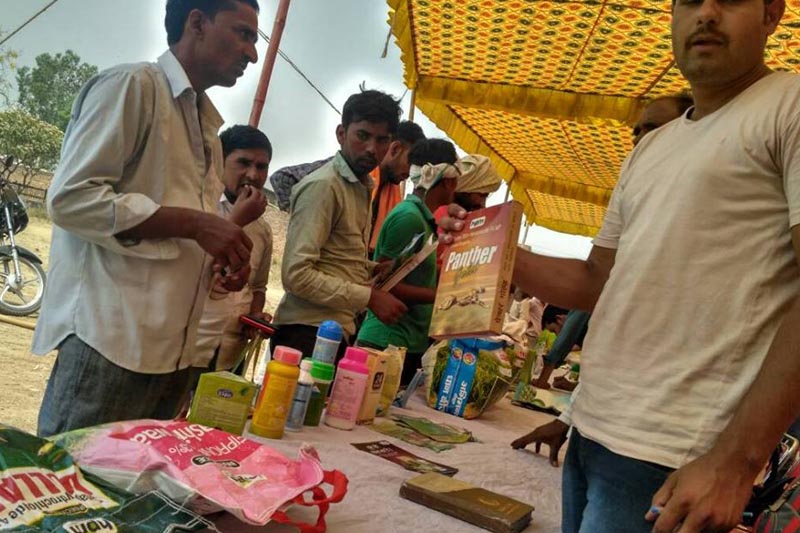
top-left (387, 0), bottom-right (800, 236)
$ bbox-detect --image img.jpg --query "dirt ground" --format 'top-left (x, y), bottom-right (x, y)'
top-left (0, 208), bottom-right (288, 434)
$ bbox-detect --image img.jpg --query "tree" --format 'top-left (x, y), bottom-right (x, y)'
top-left (0, 30), bottom-right (18, 107)
top-left (17, 50), bottom-right (97, 131)
top-left (0, 108), bottom-right (63, 195)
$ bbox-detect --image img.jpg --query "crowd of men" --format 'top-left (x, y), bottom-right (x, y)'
top-left (26, 0), bottom-right (800, 531)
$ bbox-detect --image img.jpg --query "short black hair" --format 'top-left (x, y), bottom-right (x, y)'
top-left (408, 138), bottom-right (458, 166)
top-left (219, 125), bottom-right (272, 159)
top-left (165, 0), bottom-right (259, 46)
top-left (341, 89), bottom-right (402, 134)
top-left (541, 305), bottom-right (568, 329)
top-left (395, 121), bottom-right (425, 146)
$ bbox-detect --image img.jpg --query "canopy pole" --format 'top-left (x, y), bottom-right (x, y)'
top-left (408, 89), bottom-right (417, 122)
top-left (249, 0), bottom-right (292, 127)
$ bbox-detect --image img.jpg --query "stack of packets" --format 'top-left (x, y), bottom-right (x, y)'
top-left (422, 338), bottom-right (524, 419)
top-left (370, 414), bottom-right (476, 452)
top-left (512, 383), bottom-right (572, 415)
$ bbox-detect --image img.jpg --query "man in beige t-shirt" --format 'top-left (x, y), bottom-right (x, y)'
top-left (444, 2), bottom-right (800, 531)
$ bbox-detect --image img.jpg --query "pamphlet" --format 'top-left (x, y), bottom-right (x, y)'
top-left (351, 440), bottom-right (458, 476)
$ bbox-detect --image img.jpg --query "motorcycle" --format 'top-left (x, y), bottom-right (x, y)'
top-left (0, 156), bottom-right (46, 316)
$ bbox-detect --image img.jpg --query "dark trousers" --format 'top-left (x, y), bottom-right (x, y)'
top-left (270, 324), bottom-right (349, 363)
top-left (38, 335), bottom-right (203, 437)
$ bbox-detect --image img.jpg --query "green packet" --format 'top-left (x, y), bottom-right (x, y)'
top-left (370, 420), bottom-right (455, 453)
top-left (0, 425), bottom-right (214, 532)
top-left (393, 415), bottom-right (475, 444)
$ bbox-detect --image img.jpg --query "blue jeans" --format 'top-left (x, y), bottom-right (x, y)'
top-left (562, 429), bottom-right (674, 533)
top-left (38, 335), bottom-right (203, 437)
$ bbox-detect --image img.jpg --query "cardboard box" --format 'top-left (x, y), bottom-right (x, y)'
top-left (188, 371), bottom-right (256, 435)
top-left (430, 202), bottom-right (523, 339)
top-left (400, 472), bottom-right (534, 533)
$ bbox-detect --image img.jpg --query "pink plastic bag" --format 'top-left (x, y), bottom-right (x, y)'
top-left (54, 420), bottom-right (325, 526)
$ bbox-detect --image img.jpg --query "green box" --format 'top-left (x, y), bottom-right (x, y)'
top-left (188, 371), bottom-right (257, 435)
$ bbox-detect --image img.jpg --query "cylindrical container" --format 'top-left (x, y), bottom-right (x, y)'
top-left (250, 346), bottom-right (301, 439)
top-left (356, 349), bottom-right (389, 425)
top-left (325, 347), bottom-right (369, 430)
top-left (311, 320), bottom-right (343, 365)
top-left (303, 361), bottom-right (335, 427)
top-left (285, 359), bottom-right (314, 432)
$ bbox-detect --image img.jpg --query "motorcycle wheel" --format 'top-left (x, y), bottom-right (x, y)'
top-left (0, 254), bottom-right (46, 316)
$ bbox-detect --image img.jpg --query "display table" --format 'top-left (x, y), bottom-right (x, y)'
top-left (210, 389), bottom-right (567, 532)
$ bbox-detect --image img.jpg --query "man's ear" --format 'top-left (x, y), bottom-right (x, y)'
top-left (336, 124), bottom-right (346, 146)
top-left (765, 0), bottom-right (785, 34)
top-left (388, 140), bottom-right (403, 159)
top-left (186, 9), bottom-right (207, 40)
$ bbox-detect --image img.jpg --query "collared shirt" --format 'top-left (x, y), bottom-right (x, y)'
top-left (32, 50), bottom-right (225, 374)
top-left (194, 193), bottom-right (273, 368)
top-left (357, 194), bottom-right (438, 353)
top-left (269, 158), bottom-right (331, 212)
top-left (273, 152), bottom-right (374, 337)
top-left (270, 158), bottom-right (402, 253)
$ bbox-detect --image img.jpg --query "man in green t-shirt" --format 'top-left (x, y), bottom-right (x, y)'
top-left (357, 139), bottom-right (458, 385)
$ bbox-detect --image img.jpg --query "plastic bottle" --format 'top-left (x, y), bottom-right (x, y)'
top-left (250, 346), bottom-right (301, 439)
top-left (285, 359), bottom-right (314, 432)
top-left (325, 347), bottom-right (369, 430)
top-left (311, 320), bottom-right (343, 365)
top-left (303, 360), bottom-right (335, 427)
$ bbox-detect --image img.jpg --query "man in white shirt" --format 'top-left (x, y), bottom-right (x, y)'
top-left (33, 0), bottom-right (261, 436)
top-left (447, 1), bottom-right (800, 530)
top-left (195, 125), bottom-right (273, 372)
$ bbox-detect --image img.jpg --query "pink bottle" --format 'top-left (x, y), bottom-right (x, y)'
top-left (324, 347), bottom-right (369, 430)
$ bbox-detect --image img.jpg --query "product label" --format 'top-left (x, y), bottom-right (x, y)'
top-left (0, 465), bottom-right (117, 528)
top-left (115, 422), bottom-right (259, 470)
top-left (252, 375), bottom-right (297, 433)
top-left (326, 374), bottom-right (366, 422)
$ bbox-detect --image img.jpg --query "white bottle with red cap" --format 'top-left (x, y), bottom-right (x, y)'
top-left (325, 347), bottom-right (370, 430)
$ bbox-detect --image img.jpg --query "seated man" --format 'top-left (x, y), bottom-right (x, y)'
top-left (194, 125), bottom-right (273, 372)
top-left (271, 89), bottom-right (408, 358)
top-left (356, 139), bottom-right (459, 385)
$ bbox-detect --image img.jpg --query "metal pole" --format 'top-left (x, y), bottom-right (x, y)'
top-left (249, 0), bottom-right (292, 127)
top-left (408, 89), bottom-right (417, 122)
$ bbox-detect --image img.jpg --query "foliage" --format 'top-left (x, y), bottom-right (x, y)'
top-left (0, 108), bottom-right (63, 194)
top-left (16, 50), bottom-right (97, 131)
top-left (0, 30), bottom-right (19, 107)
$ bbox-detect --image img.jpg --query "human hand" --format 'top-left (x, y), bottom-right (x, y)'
top-left (368, 288), bottom-right (408, 324)
top-left (437, 203), bottom-right (468, 244)
top-left (219, 263), bottom-right (251, 292)
top-left (372, 259), bottom-right (395, 284)
top-left (230, 185), bottom-right (268, 227)
top-left (242, 311), bottom-right (273, 339)
top-left (647, 450), bottom-right (756, 533)
top-left (511, 419), bottom-right (569, 467)
top-left (194, 212), bottom-right (253, 271)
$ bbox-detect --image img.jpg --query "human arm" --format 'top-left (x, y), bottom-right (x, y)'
top-left (48, 68), bottom-right (251, 268)
top-left (511, 419), bottom-right (569, 467)
top-left (648, 226), bottom-right (800, 533)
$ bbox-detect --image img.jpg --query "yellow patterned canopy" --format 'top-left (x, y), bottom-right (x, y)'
top-left (387, 0), bottom-right (800, 236)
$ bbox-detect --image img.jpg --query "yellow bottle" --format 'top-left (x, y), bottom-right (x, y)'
top-left (250, 346), bottom-right (301, 439)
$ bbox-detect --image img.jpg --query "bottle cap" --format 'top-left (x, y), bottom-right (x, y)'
top-left (336, 347), bottom-right (369, 375)
top-left (300, 358), bottom-right (313, 371)
top-left (272, 346), bottom-right (302, 366)
top-left (317, 320), bottom-right (343, 342)
top-left (311, 360), bottom-right (335, 381)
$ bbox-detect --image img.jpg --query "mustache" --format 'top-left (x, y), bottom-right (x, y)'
top-left (686, 25), bottom-right (728, 48)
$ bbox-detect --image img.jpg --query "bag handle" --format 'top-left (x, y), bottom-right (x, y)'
top-left (271, 470), bottom-right (349, 533)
